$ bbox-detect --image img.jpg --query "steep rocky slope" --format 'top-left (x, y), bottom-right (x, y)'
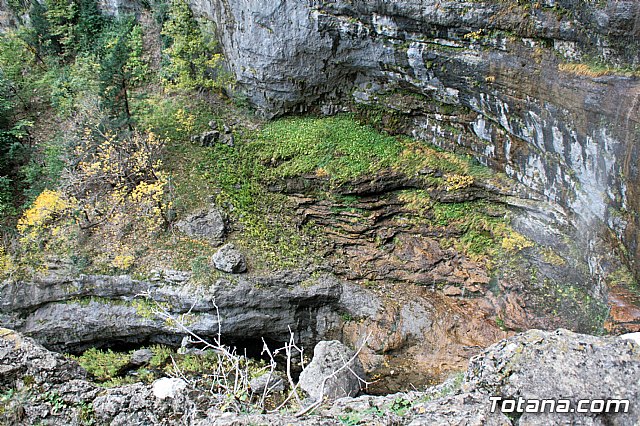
top-left (1, 1), bottom-right (639, 422)
top-left (191, 0), bottom-right (640, 290)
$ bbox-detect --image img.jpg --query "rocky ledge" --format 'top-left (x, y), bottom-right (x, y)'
top-left (0, 328), bottom-right (638, 425)
top-left (0, 272), bottom-right (509, 394)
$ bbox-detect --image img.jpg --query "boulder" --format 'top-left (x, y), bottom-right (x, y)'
top-left (200, 130), bottom-right (220, 147)
top-left (190, 122), bottom-right (234, 148)
top-left (152, 377), bottom-right (188, 400)
top-left (465, 329), bottom-right (640, 425)
top-left (298, 340), bottom-right (365, 401)
top-left (130, 348), bottom-right (153, 367)
top-left (0, 328), bottom-right (87, 389)
top-left (211, 243), bottom-right (247, 273)
top-left (175, 208), bottom-right (226, 245)
top-left (219, 132), bottom-right (234, 147)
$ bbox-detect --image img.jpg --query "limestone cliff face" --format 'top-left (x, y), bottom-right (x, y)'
top-left (192, 0), bottom-right (640, 280)
top-left (0, 0), bottom-right (19, 29)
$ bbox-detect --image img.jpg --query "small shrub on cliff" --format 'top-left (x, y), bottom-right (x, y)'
top-left (72, 347), bottom-right (130, 382)
top-left (445, 174), bottom-right (474, 191)
top-left (0, 246), bottom-right (17, 280)
top-left (501, 232), bottom-right (534, 253)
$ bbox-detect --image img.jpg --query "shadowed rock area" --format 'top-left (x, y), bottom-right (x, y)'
top-left (0, 272), bottom-right (509, 392)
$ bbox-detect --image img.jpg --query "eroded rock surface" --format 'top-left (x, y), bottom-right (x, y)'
top-left (0, 272), bottom-right (343, 352)
top-left (190, 0), bottom-right (640, 296)
top-left (0, 271), bottom-right (511, 390)
top-left (1, 328), bottom-right (638, 425)
top-left (465, 329), bottom-right (640, 425)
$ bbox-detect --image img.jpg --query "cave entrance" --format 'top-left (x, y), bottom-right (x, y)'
top-left (65, 332), bottom-right (309, 386)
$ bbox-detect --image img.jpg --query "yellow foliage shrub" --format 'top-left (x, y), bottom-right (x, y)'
top-left (17, 190), bottom-right (70, 233)
top-left (445, 174), bottom-right (474, 191)
top-left (0, 246), bottom-right (16, 278)
top-left (174, 108), bottom-right (197, 135)
top-left (71, 130), bottom-right (168, 232)
top-left (15, 190), bottom-right (77, 267)
top-left (501, 232), bottom-right (534, 253)
top-left (112, 253), bottom-right (135, 271)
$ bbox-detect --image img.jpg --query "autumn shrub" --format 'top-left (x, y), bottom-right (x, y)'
top-left (0, 246), bottom-right (17, 279)
top-left (14, 128), bottom-right (172, 272)
top-left (17, 189), bottom-right (73, 246)
top-left (64, 129), bottom-right (171, 269)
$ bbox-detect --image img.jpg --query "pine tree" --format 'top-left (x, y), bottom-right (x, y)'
top-left (43, 0), bottom-right (78, 59)
top-left (99, 18), bottom-right (147, 129)
top-left (0, 72), bottom-right (30, 216)
top-left (28, 0), bottom-right (59, 57)
top-left (161, 0), bottom-right (226, 92)
top-left (76, 0), bottom-right (107, 53)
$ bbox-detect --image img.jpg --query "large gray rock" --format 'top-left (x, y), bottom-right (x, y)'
top-left (298, 340), bottom-right (365, 401)
top-left (130, 348), bottom-right (153, 366)
top-left (465, 329), bottom-right (640, 425)
top-left (0, 328), bottom-right (87, 389)
top-left (0, 272), bottom-right (345, 353)
top-left (199, 130), bottom-right (220, 147)
top-left (175, 208), bottom-right (226, 245)
top-left (211, 243), bottom-right (247, 273)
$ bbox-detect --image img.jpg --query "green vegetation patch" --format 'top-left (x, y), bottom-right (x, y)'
top-left (252, 114), bottom-right (488, 184)
top-left (71, 347), bottom-right (132, 383)
top-left (69, 344), bottom-right (269, 389)
top-left (153, 114), bottom-right (516, 272)
top-left (430, 200), bottom-right (531, 262)
top-left (253, 115), bottom-right (403, 182)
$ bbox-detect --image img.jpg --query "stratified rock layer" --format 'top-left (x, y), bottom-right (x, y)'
top-left (0, 272), bottom-right (508, 389)
top-left (193, 0), bottom-right (640, 284)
